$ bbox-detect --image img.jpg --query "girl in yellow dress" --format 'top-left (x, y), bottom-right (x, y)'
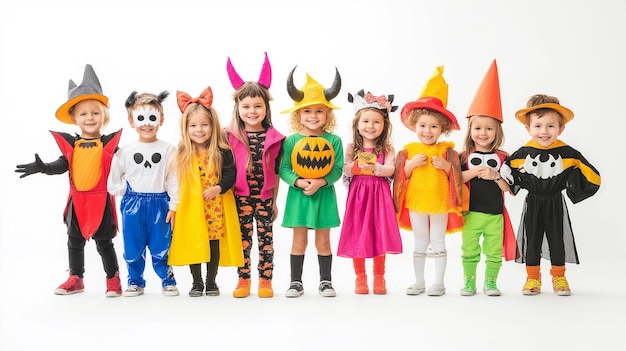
top-left (168, 86), bottom-right (243, 297)
top-left (394, 67), bottom-right (465, 297)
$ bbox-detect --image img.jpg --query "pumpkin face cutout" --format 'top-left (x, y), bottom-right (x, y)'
top-left (291, 136), bottom-right (335, 178)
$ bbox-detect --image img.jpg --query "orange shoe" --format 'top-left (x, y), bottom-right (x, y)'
top-left (373, 274), bottom-right (387, 295)
top-left (258, 279), bottom-right (274, 298)
top-left (355, 274), bottom-right (369, 294)
top-left (232, 278), bottom-right (250, 298)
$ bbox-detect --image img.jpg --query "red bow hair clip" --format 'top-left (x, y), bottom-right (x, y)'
top-left (176, 86), bottom-right (214, 112)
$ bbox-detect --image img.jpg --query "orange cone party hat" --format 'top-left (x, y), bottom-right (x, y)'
top-left (466, 59), bottom-right (503, 122)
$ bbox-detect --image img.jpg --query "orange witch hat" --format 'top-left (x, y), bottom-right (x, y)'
top-left (466, 59), bottom-right (503, 122)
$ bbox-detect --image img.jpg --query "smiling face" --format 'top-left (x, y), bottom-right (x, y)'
top-left (187, 110), bottom-right (212, 152)
top-left (414, 113), bottom-right (443, 145)
top-left (525, 110), bottom-right (565, 147)
top-left (71, 99), bottom-right (106, 139)
top-left (357, 109), bottom-right (385, 148)
top-left (298, 103), bottom-right (329, 135)
top-left (469, 115), bottom-right (499, 152)
top-left (238, 95), bottom-right (267, 132)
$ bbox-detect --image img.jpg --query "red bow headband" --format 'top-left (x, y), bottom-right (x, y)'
top-left (176, 86), bottom-right (214, 112)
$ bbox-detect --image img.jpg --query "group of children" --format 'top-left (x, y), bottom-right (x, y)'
top-left (15, 56), bottom-right (601, 299)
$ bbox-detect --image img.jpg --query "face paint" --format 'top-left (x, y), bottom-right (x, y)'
top-left (132, 107), bottom-right (161, 127)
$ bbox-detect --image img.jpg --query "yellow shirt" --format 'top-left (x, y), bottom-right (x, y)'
top-left (404, 141), bottom-right (454, 214)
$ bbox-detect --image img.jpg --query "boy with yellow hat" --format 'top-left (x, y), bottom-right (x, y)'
top-left (15, 64), bottom-right (123, 297)
top-left (500, 94), bottom-right (601, 296)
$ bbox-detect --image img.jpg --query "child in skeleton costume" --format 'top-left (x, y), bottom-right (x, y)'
top-left (225, 53), bottom-right (286, 298)
top-left (393, 66), bottom-right (465, 297)
top-left (500, 94), bottom-right (600, 296)
top-left (279, 67), bottom-right (343, 297)
top-left (458, 60), bottom-right (517, 297)
top-left (338, 89), bottom-right (402, 295)
top-left (15, 64), bottom-right (123, 297)
top-left (168, 86), bottom-right (243, 297)
top-left (107, 91), bottom-right (180, 297)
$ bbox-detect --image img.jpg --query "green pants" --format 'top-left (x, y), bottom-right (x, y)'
top-left (461, 211), bottom-right (503, 278)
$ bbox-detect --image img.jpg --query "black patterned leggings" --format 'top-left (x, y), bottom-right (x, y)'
top-left (235, 195), bottom-right (274, 280)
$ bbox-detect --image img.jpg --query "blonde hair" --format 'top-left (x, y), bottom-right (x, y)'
top-left (407, 108), bottom-right (453, 134)
top-left (227, 82), bottom-right (274, 169)
top-left (70, 99), bottom-right (110, 129)
top-left (176, 103), bottom-right (230, 181)
top-left (350, 108), bottom-right (393, 157)
top-left (462, 115), bottom-right (505, 154)
top-left (288, 107), bottom-right (337, 133)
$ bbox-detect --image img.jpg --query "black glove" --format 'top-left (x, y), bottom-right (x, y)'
top-left (15, 154), bottom-right (67, 178)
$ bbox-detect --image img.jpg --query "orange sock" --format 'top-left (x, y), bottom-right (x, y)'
top-left (526, 265), bottom-right (541, 280)
top-left (550, 265), bottom-right (565, 277)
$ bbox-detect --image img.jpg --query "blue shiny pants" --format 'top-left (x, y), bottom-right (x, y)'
top-left (120, 185), bottom-right (176, 287)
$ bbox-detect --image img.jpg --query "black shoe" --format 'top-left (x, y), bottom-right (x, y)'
top-left (205, 281), bottom-right (220, 296)
top-left (189, 282), bottom-right (204, 297)
top-left (285, 281), bottom-right (304, 298)
top-left (318, 280), bottom-right (336, 297)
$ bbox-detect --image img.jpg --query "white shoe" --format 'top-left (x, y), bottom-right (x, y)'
top-left (426, 283), bottom-right (445, 296)
top-left (405, 282), bottom-right (426, 295)
top-left (162, 285), bottom-right (180, 297)
top-left (123, 285), bottom-right (144, 297)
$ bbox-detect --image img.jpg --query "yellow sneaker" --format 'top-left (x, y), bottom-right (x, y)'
top-left (232, 278), bottom-right (250, 298)
top-left (522, 278), bottom-right (541, 295)
top-left (552, 276), bottom-right (571, 296)
top-left (258, 279), bottom-right (274, 298)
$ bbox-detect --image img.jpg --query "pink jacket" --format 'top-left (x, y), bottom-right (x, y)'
top-left (228, 127), bottom-right (285, 200)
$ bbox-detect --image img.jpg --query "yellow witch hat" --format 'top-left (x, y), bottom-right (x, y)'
top-left (400, 66), bottom-right (459, 131)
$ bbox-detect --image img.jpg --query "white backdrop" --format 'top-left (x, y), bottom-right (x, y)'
top-left (1, 1), bottom-right (624, 350)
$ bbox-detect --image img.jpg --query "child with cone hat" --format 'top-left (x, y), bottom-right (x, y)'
top-left (458, 59), bottom-right (518, 297)
top-left (500, 91), bottom-right (601, 296)
top-left (393, 66), bottom-right (465, 297)
top-left (15, 64), bottom-right (123, 297)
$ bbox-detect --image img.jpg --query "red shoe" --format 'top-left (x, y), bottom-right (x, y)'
top-left (105, 271), bottom-right (122, 297)
top-left (54, 273), bottom-right (84, 295)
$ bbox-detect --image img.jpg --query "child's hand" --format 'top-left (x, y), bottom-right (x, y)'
top-left (166, 210), bottom-right (176, 229)
top-left (15, 154), bottom-right (46, 178)
top-left (301, 178), bottom-right (327, 196)
top-left (408, 154), bottom-right (428, 168)
top-left (475, 166), bottom-right (497, 180)
top-left (203, 185), bottom-right (221, 201)
top-left (432, 156), bottom-right (451, 173)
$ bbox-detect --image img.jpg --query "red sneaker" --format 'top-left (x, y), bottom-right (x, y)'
top-left (54, 273), bottom-right (84, 295)
top-left (105, 271), bottom-right (122, 297)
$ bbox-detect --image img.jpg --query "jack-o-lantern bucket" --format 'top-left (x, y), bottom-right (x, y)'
top-left (291, 136), bottom-right (335, 179)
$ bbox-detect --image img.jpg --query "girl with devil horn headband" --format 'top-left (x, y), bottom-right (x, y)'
top-left (225, 53), bottom-right (286, 298)
top-left (279, 66), bottom-right (343, 298)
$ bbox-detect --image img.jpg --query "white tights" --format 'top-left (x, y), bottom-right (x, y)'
top-left (409, 211), bottom-right (448, 286)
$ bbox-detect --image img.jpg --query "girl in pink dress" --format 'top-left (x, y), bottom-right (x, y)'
top-left (337, 90), bottom-right (402, 294)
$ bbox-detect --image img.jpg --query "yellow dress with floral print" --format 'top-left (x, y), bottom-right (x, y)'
top-left (198, 151), bottom-right (226, 240)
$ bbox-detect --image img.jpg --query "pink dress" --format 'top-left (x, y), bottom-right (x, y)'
top-left (337, 146), bottom-right (403, 258)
